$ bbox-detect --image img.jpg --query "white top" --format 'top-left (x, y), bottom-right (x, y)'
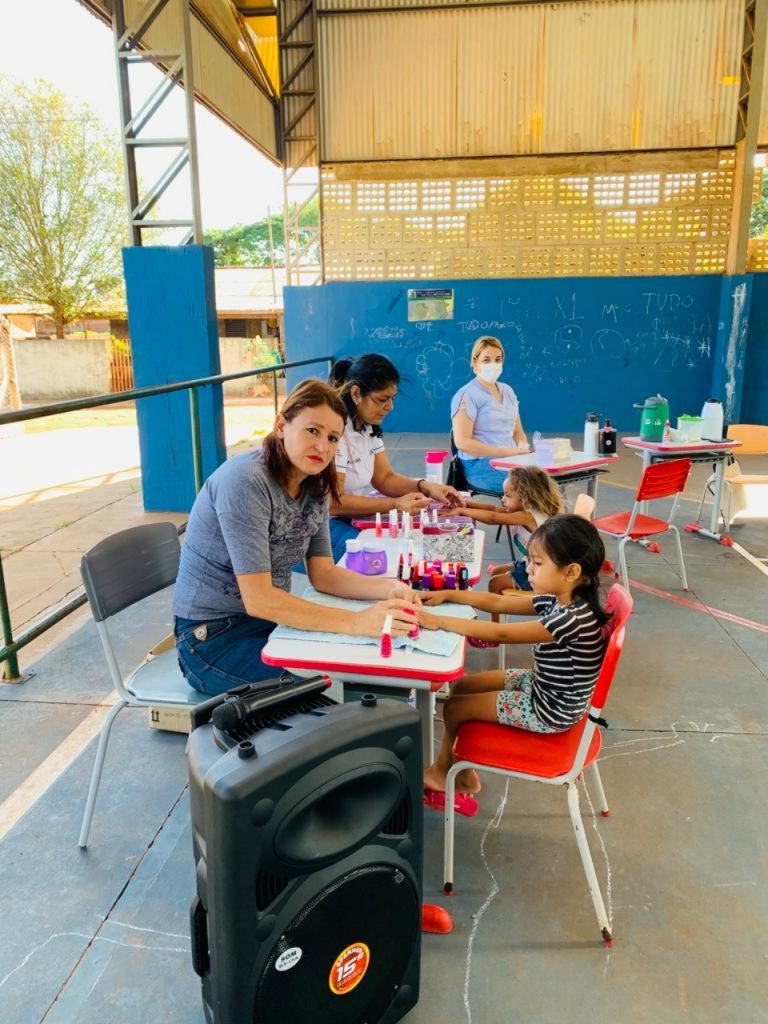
top-left (335, 423), bottom-right (386, 496)
top-left (512, 508), bottom-right (548, 561)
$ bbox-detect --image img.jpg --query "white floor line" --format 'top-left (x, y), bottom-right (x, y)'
top-left (0, 700), bottom-right (115, 841)
top-left (730, 540), bottom-right (768, 580)
top-left (463, 780), bottom-right (509, 1024)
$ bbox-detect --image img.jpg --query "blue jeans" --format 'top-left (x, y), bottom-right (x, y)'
top-left (175, 615), bottom-right (281, 696)
top-left (461, 457), bottom-right (505, 495)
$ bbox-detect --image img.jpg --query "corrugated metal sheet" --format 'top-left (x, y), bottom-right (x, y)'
top-left (79, 0), bottom-right (278, 159)
top-left (318, 0), bottom-right (744, 162)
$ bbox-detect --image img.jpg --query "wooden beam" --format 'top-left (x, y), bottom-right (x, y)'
top-left (327, 149), bottom-right (723, 183)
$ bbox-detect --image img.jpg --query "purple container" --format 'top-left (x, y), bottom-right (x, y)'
top-left (345, 539), bottom-right (365, 573)
top-left (361, 543), bottom-right (388, 576)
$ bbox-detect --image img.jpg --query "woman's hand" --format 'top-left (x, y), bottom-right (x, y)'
top-left (352, 599), bottom-right (416, 637)
top-left (416, 607), bottom-right (441, 631)
top-left (394, 492), bottom-right (431, 514)
top-left (421, 592), bottom-right (448, 606)
top-left (387, 582), bottom-right (422, 606)
top-left (421, 482), bottom-right (466, 507)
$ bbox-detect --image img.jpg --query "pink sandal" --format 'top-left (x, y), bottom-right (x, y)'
top-left (467, 637), bottom-right (499, 649)
top-left (423, 789), bottom-right (480, 817)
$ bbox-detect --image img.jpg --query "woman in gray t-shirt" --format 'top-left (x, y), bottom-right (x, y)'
top-left (174, 378), bottom-right (418, 696)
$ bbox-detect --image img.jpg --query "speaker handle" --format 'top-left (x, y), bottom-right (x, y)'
top-left (190, 895), bottom-right (210, 978)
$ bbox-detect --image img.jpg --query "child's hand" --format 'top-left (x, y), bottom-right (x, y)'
top-left (487, 563), bottom-right (513, 576)
top-left (388, 582), bottom-right (422, 606)
top-left (422, 591), bottom-right (448, 606)
top-left (416, 607), bottom-right (441, 631)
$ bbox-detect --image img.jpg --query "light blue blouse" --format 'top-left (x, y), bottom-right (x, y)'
top-left (450, 378), bottom-right (520, 459)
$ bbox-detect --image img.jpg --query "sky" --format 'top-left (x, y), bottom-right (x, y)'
top-left (0, 0), bottom-right (285, 231)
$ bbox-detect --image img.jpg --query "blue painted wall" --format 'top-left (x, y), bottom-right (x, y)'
top-left (742, 273), bottom-right (768, 424)
top-left (123, 246), bottom-right (226, 512)
top-left (284, 276), bottom-right (722, 432)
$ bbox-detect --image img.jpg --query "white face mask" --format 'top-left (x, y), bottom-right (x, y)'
top-left (477, 362), bottom-right (503, 384)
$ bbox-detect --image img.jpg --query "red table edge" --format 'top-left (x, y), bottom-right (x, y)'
top-left (490, 455), bottom-right (618, 473)
top-left (621, 436), bottom-right (741, 451)
top-left (262, 645), bottom-right (466, 689)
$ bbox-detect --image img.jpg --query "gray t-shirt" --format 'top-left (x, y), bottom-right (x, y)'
top-left (173, 449), bottom-right (332, 621)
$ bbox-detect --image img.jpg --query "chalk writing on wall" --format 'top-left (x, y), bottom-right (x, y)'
top-left (286, 277), bottom-right (721, 430)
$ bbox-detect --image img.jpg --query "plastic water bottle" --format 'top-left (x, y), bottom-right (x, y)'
top-left (700, 398), bottom-right (724, 441)
top-left (583, 413), bottom-right (600, 457)
top-left (424, 450), bottom-right (449, 484)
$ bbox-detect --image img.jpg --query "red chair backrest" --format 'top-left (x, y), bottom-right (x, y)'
top-left (635, 458), bottom-right (692, 503)
top-left (591, 584), bottom-right (633, 708)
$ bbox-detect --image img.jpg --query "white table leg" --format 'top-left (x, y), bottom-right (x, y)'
top-left (587, 472), bottom-right (598, 501)
top-left (710, 456), bottom-right (726, 535)
top-left (414, 688), bottom-right (435, 763)
top-left (639, 451), bottom-right (652, 515)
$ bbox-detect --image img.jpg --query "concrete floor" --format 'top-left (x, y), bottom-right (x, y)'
top-left (0, 436), bottom-right (767, 1024)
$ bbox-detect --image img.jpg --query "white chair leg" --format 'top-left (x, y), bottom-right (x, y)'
top-left (78, 698), bottom-right (127, 849)
top-left (566, 780), bottom-right (612, 945)
top-left (588, 762), bottom-right (610, 816)
top-left (668, 525), bottom-right (688, 591)
top-left (443, 761), bottom-right (460, 894)
top-left (696, 474), bottom-right (715, 522)
top-left (617, 538), bottom-right (630, 591)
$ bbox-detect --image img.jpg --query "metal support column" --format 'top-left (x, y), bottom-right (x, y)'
top-left (112, 0), bottom-right (203, 245)
top-left (726, 0), bottom-right (768, 275)
top-left (277, 0), bottom-right (322, 285)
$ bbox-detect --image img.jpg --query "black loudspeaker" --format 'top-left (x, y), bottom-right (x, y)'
top-left (187, 684), bottom-right (423, 1024)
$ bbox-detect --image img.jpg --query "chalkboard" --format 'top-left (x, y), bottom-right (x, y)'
top-left (284, 275), bottom-right (722, 432)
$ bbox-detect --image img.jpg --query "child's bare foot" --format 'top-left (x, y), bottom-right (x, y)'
top-left (423, 763), bottom-right (448, 792)
top-left (455, 768), bottom-right (482, 794)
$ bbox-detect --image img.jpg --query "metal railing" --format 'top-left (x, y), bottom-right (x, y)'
top-left (0, 355), bottom-right (332, 682)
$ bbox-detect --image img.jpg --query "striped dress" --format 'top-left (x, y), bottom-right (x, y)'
top-left (530, 595), bottom-right (606, 730)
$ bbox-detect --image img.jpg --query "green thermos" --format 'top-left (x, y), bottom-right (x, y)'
top-left (634, 394), bottom-right (669, 441)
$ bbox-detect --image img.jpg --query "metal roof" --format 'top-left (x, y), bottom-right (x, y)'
top-left (77, 0), bottom-right (280, 159)
top-left (318, 0), bottom-right (746, 162)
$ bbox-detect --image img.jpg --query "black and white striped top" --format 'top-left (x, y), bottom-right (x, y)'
top-left (531, 595), bottom-right (606, 730)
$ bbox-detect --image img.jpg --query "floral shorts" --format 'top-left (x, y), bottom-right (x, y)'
top-left (496, 668), bottom-right (559, 733)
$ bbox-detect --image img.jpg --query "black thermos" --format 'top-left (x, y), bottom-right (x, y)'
top-left (599, 419), bottom-right (617, 455)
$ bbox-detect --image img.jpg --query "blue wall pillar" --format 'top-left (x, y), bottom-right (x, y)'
top-left (742, 273), bottom-right (768, 424)
top-left (123, 245), bottom-right (226, 512)
top-left (711, 275), bottom-right (752, 427)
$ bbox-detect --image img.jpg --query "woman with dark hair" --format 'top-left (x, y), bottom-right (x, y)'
top-left (173, 378), bottom-right (418, 696)
top-left (328, 353), bottom-right (465, 561)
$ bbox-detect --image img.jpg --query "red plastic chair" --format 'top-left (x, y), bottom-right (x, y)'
top-left (592, 459), bottom-right (692, 592)
top-left (442, 584), bottom-right (633, 946)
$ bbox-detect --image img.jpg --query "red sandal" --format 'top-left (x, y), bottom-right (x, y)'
top-left (467, 637), bottom-right (499, 649)
top-left (423, 789), bottom-right (480, 817)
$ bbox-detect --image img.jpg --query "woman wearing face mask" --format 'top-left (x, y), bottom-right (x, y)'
top-left (450, 336), bottom-right (528, 493)
top-left (173, 378), bottom-right (418, 697)
top-left (327, 353), bottom-right (465, 563)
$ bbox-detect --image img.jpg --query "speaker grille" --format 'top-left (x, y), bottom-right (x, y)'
top-left (254, 864), bottom-right (419, 1024)
top-left (225, 693), bottom-right (336, 743)
top-left (380, 796), bottom-right (409, 836)
top-left (255, 869), bottom-right (290, 912)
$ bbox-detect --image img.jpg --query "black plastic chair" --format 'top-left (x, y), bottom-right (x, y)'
top-left (449, 432), bottom-right (515, 559)
top-left (78, 522), bottom-right (205, 848)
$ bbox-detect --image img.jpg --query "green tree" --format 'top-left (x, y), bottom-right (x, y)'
top-left (204, 200), bottom-right (319, 266)
top-left (750, 172), bottom-right (768, 238)
top-left (0, 78), bottom-right (127, 336)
